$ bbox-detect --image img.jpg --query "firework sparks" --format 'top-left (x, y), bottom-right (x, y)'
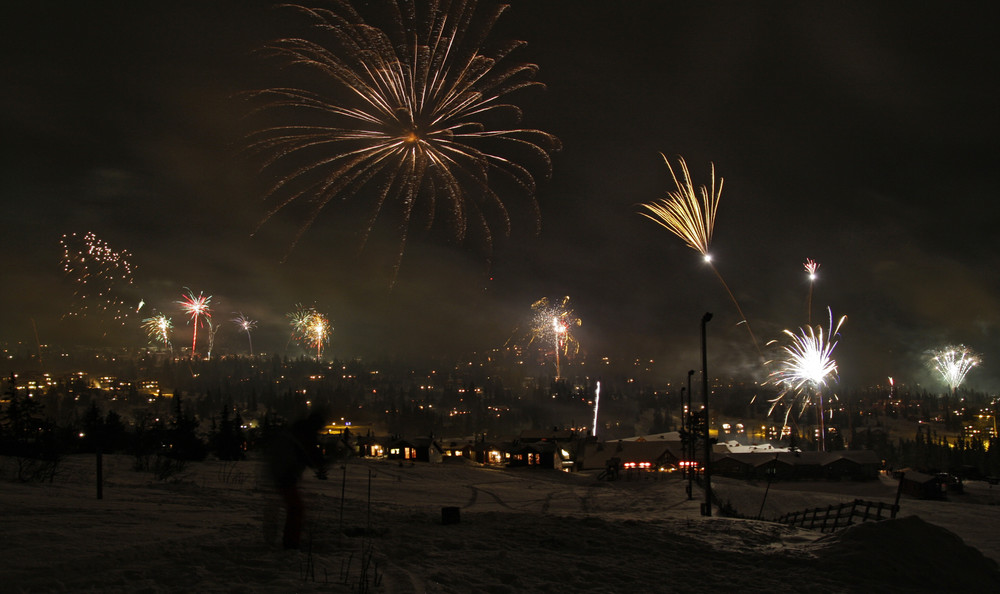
top-left (177, 288), bottom-right (212, 358)
top-left (804, 258), bottom-right (820, 324)
top-left (523, 296), bottom-right (581, 379)
top-left (60, 231), bottom-right (136, 325)
top-left (141, 313), bottom-right (173, 351)
top-left (232, 313), bottom-right (258, 356)
top-left (288, 304), bottom-right (331, 360)
top-left (638, 155), bottom-right (760, 357)
top-left (930, 345), bottom-right (980, 394)
top-left (242, 1), bottom-right (559, 283)
top-left (766, 309), bottom-right (846, 450)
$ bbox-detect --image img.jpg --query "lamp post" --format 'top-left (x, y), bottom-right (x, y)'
top-left (701, 312), bottom-right (713, 517)
top-left (679, 387), bottom-right (686, 449)
top-left (686, 369), bottom-right (694, 499)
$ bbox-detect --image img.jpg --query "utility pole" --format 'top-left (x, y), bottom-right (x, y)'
top-left (701, 312), bottom-right (713, 517)
top-left (686, 369), bottom-right (694, 499)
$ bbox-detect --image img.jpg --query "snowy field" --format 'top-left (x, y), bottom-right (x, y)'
top-left (3, 454), bottom-right (999, 593)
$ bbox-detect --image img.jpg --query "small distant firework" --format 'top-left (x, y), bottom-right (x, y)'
top-left (243, 1), bottom-right (559, 284)
top-left (639, 155), bottom-right (760, 357)
top-left (930, 346), bottom-right (980, 394)
top-left (766, 309), bottom-right (846, 450)
top-left (525, 296), bottom-right (581, 379)
top-left (141, 313), bottom-right (173, 351)
top-left (177, 288), bottom-right (212, 358)
top-left (60, 231), bottom-right (136, 325)
top-left (232, 313), bottom-right (258, 356)
top-left (287, 304), bottom-right (331, 360)
top-left (804, 258), bottom-right (820, 324)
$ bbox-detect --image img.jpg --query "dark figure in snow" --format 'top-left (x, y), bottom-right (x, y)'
top-left (266, 410), bottom-right (329, 549)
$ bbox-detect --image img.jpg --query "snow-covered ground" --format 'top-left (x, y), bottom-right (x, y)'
top-left (3, 454), bottom-right (999, 593)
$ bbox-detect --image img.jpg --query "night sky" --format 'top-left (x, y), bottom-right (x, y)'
top-left (3, 1), bottom-right (999, 391)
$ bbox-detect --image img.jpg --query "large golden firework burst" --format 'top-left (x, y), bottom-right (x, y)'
top-left (243, 0), bottom-right (560, 282)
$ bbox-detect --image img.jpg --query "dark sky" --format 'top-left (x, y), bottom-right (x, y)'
top-left (3, 1), bottom-right (999, 392)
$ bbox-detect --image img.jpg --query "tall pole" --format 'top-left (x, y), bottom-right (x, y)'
top-left (817, 389), bottom-right (826, 452)
top-left (679, 388), bottom-right (686, 436)
top-left (686, 370), bottom-right (694, 499)
top-left (701, 312), bottom-right (713, 517)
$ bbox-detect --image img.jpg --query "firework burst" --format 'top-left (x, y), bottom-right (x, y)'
top-left (288, 304), bottom-right (331, 360)
top-left (930, 345), bottom-right (980, 394)
top-left (638, 155), bottom-right (760, 357)
top-left (243, 1), bottom-right (560, 283)
top-left (766, 309), bottom-right (846, 450)
top-left (522, 296), bottom-right (581, 379)
top-left (141, 313), bottom-right (173, 351)
top-left (60, 231), bottom-right (136, 325)
top-left (232, 313), bottom-right (258, 356)
top-left (177, 288), bottom-right (212, 358)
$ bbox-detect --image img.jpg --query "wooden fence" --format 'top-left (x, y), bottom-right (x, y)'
top-left (773, 498), bottom-right (899, 533)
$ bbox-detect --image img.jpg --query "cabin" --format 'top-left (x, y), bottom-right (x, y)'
top-left (412, 436), bottom-right (444, 463)
top-left (387, 439), bottom-right (418, 461)
top-left (577, 440), bottom-right (680, 473)
top-left (823, 450), bottom-right (881, 480)
top-left (897, 469), bottom-right (947, 500)
top-left (508, 441), bottom-right (564, 469)
top-left (473, 441), bottom-right (508, 466)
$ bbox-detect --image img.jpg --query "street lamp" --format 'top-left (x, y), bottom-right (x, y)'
top-left (701, 312), bottom-right (713, 517)
top-left (686, 369), bottom-right (694, 499)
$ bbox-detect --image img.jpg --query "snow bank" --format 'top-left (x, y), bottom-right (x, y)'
top-left (3, 455), bottom-right (998, 593)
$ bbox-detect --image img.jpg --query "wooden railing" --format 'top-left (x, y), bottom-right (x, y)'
top-left (773, 499), bottom-right (899, 533)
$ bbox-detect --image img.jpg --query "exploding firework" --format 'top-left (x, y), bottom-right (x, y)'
top-left (521, 296), bottom-right (581, 379)
top-left (60, 232), bottom-right (136, 325)
top-left (177, 288), bottom-right (212, 358)
top-left (242, 1), bottom-right (559, 283)
top-left (287, 304), bottom-right (331, 359)
top-left (638, 155), bottom-right (760, 357)
top-left (930, 345), bottom-right (980, 394)
top-left (232, 313), bottom-right (258, 356)
top-left (141, 313), bottom-right (173, 351)
top-left (766, 308), bottom-right (846, 450)
top-left (804, 258), bottom-right (820, 324)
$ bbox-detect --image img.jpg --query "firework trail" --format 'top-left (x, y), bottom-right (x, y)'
top-left (232, 313), bottom-right (258, 356)
top-left (519, 296), bottom-right (581, 379)
top-left (804, 258), bottom-right (820, 325)
top-left (60, 232), bottom-right (136, 325)
top-left (177, 288), bottom-right (212, 358)
top-left (766, 308), bottom-right (846, 451)
top-left (242, 1), bottom-right (560, 284)
top-left (930, 345), bottom-right (980, 394)
top-left (592, 381), bottom-right (601, 437)
top-left (638, 155), bottom-right (761, 357)
top-left (141, 313), bottom-right (173, 352)
top-left (287, 304), bottom-right (331, 360)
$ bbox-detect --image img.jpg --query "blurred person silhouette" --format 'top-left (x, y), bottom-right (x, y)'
top-left (266, 409), bottom-right (329, 549)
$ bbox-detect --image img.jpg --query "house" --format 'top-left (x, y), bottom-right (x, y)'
top-left (897, 469), bottom-right (948, 500)
top-left (440, 439), bottom-right (475, 460)
top-left (412, 436), bottom-right (444, 463)
top-left (508, 441), bottom-right (567, 469)
top-left (473, 441), bottom-right (509, 466)
top-left (355, 434), bottom-right (389, 458)
top-left (823, 450), bottom-right (882, 480)
top-left (711, 450), bottom-right (882, 481)
top-left (577, 440), bottom-right (680, 473)
top-left (387, 439), bottom-right (418, 461)
top-left (714, 452), bottom-right (796, 480)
